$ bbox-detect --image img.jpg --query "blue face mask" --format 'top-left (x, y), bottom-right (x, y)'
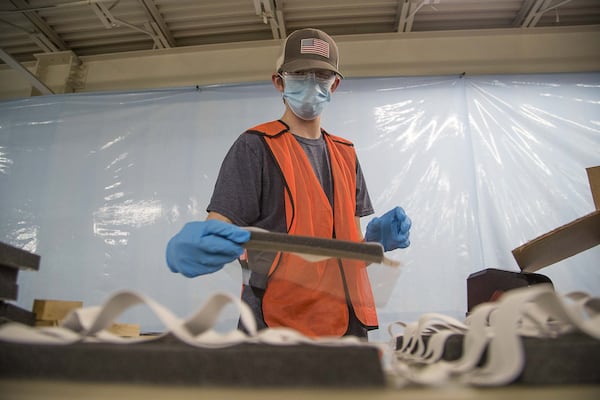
top-left (281, 73), bottom-right (334, 120)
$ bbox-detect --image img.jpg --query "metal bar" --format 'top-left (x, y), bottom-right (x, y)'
top-left (138, 0), bottom-right (175, 47)
top-left (522, 0), bottom-right (546, 27)
top-left (274, 0), bottom-right (286, 38)
top-left (28, 33), bottom-right (59, 52)
top-left (529, 0), bottom-right (573, 27)
top-left (275, 9), bottom-right (286, 38)
top-left (90, 3), bottom-right (114, 28)
top-left (512, 0), bottom-right (537, 26)
top-left (405, 0), bottom-right (427, 33)
top-left (9, 0), bottom-right (68, 51)
top-left (0, 48), bottom-right (53, 95)
top-left (540, 0), bottom-right (572, 13)
top-left (396, 0), bottom-right (410, 32)
top-left (149, 21), bottom-right (170, 49)
top-left (530, 0), bottom-right (554, 27)
top-left (243, 229), bottom-right (400, 267)
top-left (258, 0), bottom-right (283, 40)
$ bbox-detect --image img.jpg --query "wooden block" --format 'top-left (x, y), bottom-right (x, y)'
top-left (35, 321), bottom-right (140, 336)
top-left (32, 299), bottom-right (83, 322)
top-left (108, 323), bottom-right (140, 337)
top-left (34, 320), bottom-right (59, 327)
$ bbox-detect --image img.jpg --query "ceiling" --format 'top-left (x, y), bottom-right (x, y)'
top-left (1, 0), bottom-right (599, 65)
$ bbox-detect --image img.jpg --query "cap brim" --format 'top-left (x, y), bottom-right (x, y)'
top-left (279, 59), bottom-right (344, 79)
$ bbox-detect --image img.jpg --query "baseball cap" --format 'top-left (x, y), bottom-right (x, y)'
top-left (276, 28), bottom-right (343, 78)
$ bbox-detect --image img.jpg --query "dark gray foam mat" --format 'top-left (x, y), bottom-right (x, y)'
top-left (0, 302), bottom-right (35, 326)
top-left (0, 334), bottom-right (385, 387)
top-left (0, 275), bottom-right (18, 301)
top-left (396, 332), bottom-right (600, 384)
top-left (0, 242), bottom-right (40, 271)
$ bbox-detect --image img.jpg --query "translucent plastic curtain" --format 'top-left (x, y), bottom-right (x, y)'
top-left (1, 73), bottom-right (598, 340)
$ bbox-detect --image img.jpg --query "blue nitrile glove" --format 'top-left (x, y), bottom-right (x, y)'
top-left (166, 220), bottom-right (250, 278)
top-left (365, 206), bottom-right (411, 251)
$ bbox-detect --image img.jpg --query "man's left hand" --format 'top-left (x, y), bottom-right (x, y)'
top-left (365, 206), bottom-right (411, 251)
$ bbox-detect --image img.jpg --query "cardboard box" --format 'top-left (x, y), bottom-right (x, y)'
top-left (32, 299), bottom-right (83, 322)
top-left (512, 166), bottom-right (600, 272)
top-left (588, 166), bottom-right (600, 210)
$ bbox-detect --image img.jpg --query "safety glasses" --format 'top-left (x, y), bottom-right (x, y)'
top-left (280, 70), bottom-right (337, 84)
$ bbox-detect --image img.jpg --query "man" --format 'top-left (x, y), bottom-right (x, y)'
top-left (166, 28), bottom-right (411, 339)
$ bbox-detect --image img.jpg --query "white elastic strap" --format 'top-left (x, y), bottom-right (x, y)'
top-left (0, 290), bottom-right (378, 350)
top-left (465, 285), bottom-right (553, 385)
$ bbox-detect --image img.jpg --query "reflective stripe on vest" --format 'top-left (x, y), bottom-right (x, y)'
top-left (245, 120), bottom-right (378, 337)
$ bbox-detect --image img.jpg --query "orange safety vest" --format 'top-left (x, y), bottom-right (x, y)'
top-left (245, 120), bottom-right (378, 337)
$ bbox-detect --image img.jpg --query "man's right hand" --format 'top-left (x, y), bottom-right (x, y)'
top-left (166, 220), bottom-right (251, 278)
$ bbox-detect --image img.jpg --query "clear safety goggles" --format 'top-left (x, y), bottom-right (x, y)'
top-left (279, 70), bottom-right (337, 84)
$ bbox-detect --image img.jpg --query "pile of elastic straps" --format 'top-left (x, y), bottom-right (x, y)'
top-left (385, 284), bottom-right (600, 386)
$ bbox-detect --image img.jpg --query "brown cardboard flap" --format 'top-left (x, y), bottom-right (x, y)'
top-left (587, 166), bottom-right (600, 210)
top-left (512, 210), bottom-right (600, 272)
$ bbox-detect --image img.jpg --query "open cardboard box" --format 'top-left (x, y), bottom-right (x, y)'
top-left (512, 166), bottom-right (600, 273)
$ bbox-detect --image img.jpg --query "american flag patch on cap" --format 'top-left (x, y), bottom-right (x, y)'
top-left (300, 38), bottom-right (330, 58)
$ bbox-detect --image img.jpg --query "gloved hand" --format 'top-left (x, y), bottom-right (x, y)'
top-left (166, 220), bottom-right (250, 278)
top-left (365, 206), bottom-right (411, 251)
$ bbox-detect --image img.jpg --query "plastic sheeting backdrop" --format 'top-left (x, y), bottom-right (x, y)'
top-left (1, 73), bottom-right (599, 341)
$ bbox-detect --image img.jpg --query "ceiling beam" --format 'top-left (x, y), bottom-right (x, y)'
top-left (138, 0), bottom-right (175, 47)
top-left (273, 0), bottom-right (286, 39)
top-left (0, 47), bottom-right (53, 95)
top-left (9, 0), bottom-right (68, 52)
top-left (254, 0), bottom-right (286, 39)
top-left (396, 0), bottom-right (440, 33)
top-left (531, 0), bottom-right (553, 27)
top-left (28, 33), bottom-right (60, 52)
top-left (90, 1), bottom-right (114, 29)
top-left (521, 0), bottom-right (573, 28)
top-left (89, 1), bottom-right (172, 50)
top-left (396, 0), bottom-right (411, 32)
top-left (513, 0), bottom-right (537, 26)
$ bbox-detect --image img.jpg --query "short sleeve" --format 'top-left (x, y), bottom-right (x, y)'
top-left (355, 158), bottom-right (374, 217)
top-left (207, 134), bottom-right (264, 226)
